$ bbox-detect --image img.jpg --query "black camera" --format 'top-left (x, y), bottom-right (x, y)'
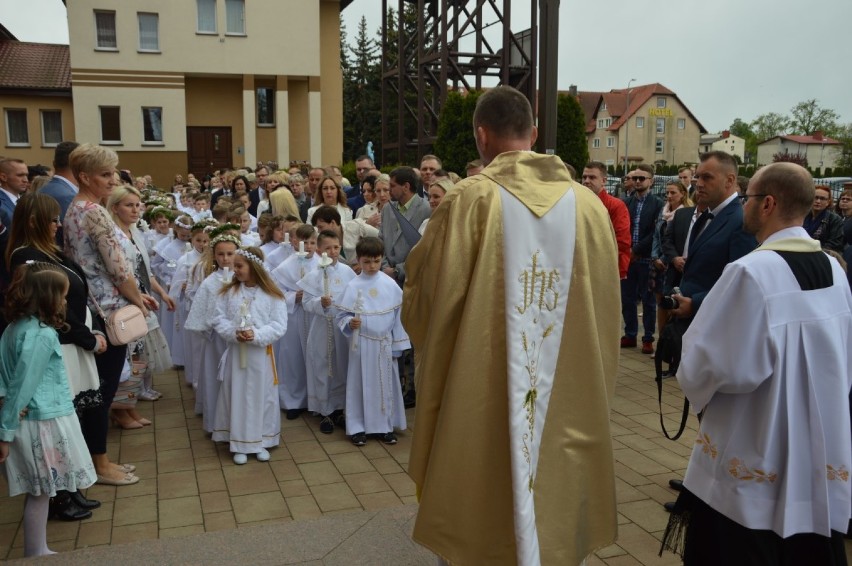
top-left (660, 296), bottom-right (679, 310)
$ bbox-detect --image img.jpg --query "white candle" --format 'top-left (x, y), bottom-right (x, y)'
top-left (299, 241), bottom-right (305, 253)
top-left (284, 233), bottom-right (291, 244)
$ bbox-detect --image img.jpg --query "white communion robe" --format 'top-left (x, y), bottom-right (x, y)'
top-left (153, 237), bottom-right (191, 364)
top-left (299, 261), bottom-right (355, 416)
top-left (271, 253), bottom-right (318, 410)
top-left (336, 272), bottom-right (410, 436)
top-left (679, 227), bottom-right (852, 538)
top-left (212, 284), bottom-right (287, 453)
top-left (169, 248), bottom-right (202, 385)
top-left (185, 269), bottom-right (231, 432)
top-left (264, 242), bottom-right (294, 271)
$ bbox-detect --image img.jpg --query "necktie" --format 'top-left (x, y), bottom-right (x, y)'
top-left (689, 210), bottom-right (713, 249)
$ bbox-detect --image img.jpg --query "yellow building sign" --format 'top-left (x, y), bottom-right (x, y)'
top-left (649, 108), bottom-right (673, 117)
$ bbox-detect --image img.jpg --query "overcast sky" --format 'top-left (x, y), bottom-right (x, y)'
top-left (3, 0), bottom-right (849, 134)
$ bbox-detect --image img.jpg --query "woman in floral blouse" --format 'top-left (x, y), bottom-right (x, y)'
top-left (63, 144), bottom-right (158, 486)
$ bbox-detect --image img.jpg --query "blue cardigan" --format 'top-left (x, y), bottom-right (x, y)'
top-left (0, 317), bottom-right (76, 442)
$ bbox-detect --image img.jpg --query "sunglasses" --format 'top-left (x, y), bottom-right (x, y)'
top-left (628, 176), bottom-right (649, 181)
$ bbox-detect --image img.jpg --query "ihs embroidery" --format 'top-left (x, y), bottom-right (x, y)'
top-left (516, 250), bottom-right (560, 492)
top-left (368, 288), bottom-right (378, 298)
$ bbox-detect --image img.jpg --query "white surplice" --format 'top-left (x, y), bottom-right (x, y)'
top-left (271, 253), bottom-right (318, 410)
top-left (336, 272), bottom-right (410, 435)
top-left (299, 261), bottom-right (355, 416)
top-left (185, 269), bottom-right (231, 432)
top-left (212, 284), bottom-right (287, 453)
top-left (679, 227), bottom-right (852, 538)
top-left (169, 248), bottom-right (202, 385)
top-left (263, 241), bottom-right (294, 271)
top-left (153, 237), bottom-right (192, 364)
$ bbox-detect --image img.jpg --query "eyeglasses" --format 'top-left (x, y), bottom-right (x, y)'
top-left (813, 196), bottom-right (830, 201)
top-left (628, 176), bottom-right (649, 181)
top-left (739, 193), bottom-right (768, 204)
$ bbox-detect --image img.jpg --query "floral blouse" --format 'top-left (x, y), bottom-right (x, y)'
top-left (64, 200), bottom-right (134, 315)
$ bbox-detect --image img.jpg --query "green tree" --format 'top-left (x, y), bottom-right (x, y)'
top-left (751, 112), bottom-right (789, 143)
top-left (434, 90), bottom-right (482, 174)
top-left (834, 122), bottom-right (852, 174)
top-left (788, 99), bottom-right (840, 137)
top-left (729, 117), bottom-right (758, 163)
top-left (342, 16), bottom-right (382, 162)
top-left (555, 93), bottom-right (589, 172)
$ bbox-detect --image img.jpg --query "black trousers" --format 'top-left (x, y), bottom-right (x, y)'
top-left (78, 342), bottom-right (127, 455)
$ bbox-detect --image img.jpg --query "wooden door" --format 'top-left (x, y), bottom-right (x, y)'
top-left (186, 127), bottom-right (232, 178)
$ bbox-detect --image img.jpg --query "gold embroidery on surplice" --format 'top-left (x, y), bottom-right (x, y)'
top-left (695, 432), bottom-right (717, 459)
top-left (728, 458), bottom-right (777, 483)
top-left (827, 465), bottom-right (850, 482)
top-left (516, 250), bottom-right (561, 492)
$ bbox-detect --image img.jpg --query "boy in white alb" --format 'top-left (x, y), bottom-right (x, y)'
top-left (271, 225), bottom-right (318, 419)
top-left (298, 230), bottom-right (355, 434)
top-left (336, 237), bottom-right (409, 446)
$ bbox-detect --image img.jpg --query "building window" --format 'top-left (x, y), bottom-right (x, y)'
top-left (597, 119), bottom-right (604, 129)
top-left (677, 118), bottom-right (686, 130)
top-left (656, 118), bottom-right (665, 134)
top-left (138, 13), bottom-right (159, 51)
top-left (636, 116), bottom-right (645, 128)
top-left (256, 88), bottom-right (274, 126)
top-left (592, 138), bottom-right (600, 149)
top-left (655, 138), bottom-right (664, 154)
top-left (604, 118), bottom-right (612, 128)
top-left (99, 106), bottom-right (121, 143)
top-left (197, 0), bottom-right (217, 33)
top-left (606, 137), bottom-right (615, 148)
top-left (656, 97), bottom-right (666, 108)
top-left (94, 10), bottom-right (117, 49)
top-left (142, 107), bottom-right (163, 143)
top-left (4, 109), bottom-right (28, 146)
top-left (225, 0), bottom-right (246, 35)
top-left (601, 102), bottom-right (607, 111)
top-left (40, 110), bottom-right (62, 146)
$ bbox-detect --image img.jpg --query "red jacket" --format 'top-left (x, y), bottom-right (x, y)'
top-left (598, 190), bottom-right (631, 279)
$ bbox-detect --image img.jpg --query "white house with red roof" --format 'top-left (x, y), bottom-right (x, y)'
top-left (756, 131), bottom-right (843, 170)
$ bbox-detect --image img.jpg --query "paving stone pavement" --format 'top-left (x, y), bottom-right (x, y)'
top-left (1, 347), bottom-right (849, 564)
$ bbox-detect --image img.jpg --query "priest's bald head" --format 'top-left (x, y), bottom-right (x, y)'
top-left (743, 162), bottom-right (815, 243)
top-left (473, 87), bottom-right (538, 166)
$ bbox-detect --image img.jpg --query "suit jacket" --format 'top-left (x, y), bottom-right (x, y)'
top-left (0, 190), bottom-right (14, 228)
top-left (625, 192), bottom-right (664, 257)
top-left (39, 175), bottom-right (78, 246)
top-left (379, 195), bottom-right (431, 284)
top-left (661, 206), bottom-right (694, 262)
top-left (680, 198), bottom-right (756, 315)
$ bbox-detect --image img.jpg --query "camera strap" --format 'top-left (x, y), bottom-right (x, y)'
top-left (655, 320), bottom-right (690, 441)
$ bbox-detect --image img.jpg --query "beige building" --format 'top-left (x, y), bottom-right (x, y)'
top-left (577, 83), bottom-right (705, 170)
top-left (0, 25), bottom-right (75, 170)
top-left (756, 132), bottom-right (842, 170)
top-left (700, 131), bottom-right (745, 163)
top-left (60, 0), bottom-right (344, 184)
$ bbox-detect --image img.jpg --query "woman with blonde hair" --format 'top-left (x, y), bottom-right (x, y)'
top-left (63, 143), bottom-right (159, 485)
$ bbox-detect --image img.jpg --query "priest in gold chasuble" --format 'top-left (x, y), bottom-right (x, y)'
top-left (403, 86), bottom-right (622, 565)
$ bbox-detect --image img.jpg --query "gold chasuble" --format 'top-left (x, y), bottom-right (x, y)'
top-left (403, 151), bottom-right (620, 565)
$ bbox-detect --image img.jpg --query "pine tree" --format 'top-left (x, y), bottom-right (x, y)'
top-left (342, 16), bottom-right (382, 163)
top-left (434, 90), bottom-right (482, 175)
top-left (555, 93), bottom-right (589, 171)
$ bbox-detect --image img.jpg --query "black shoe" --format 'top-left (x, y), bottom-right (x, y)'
top-left (381, 432), bottom-right (398, 445)
top-left (331, 410), bottom-right (346, 428)
top-left (69, 490), bottom-right (101, 510)
top-left (49, 492), bottom-right (92, 521)
top-left (668, 479), bottom-right (684, 491)
top-left (351, 432), bottom-right (367, 446)
top-left (403, 390), bottom-right (416, 409)
top-left (286, 408), bottom-right (306, 420)
top-left (663, 501), bottom-right (676, 513)
top-left (319, 416), bottom-right (334, 434)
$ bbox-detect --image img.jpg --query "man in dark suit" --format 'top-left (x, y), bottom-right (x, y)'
top-left (38, 141), bottom-right (80, 246)
top-left (0, 158), bottom-right (29, 228)
top-left (661, 202), bottom-right (708, 292)
top-left (663, 150), bottom-right (757, 510)
top-left (621, 164), bottom-right (664, 353)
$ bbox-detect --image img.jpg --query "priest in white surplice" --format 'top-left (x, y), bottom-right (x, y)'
top-left (403, 86), bottom-right (621, 565)
top-left (662, 162), bottom-right (852, 565)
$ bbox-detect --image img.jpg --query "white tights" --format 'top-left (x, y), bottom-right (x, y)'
top-left (23, 494), bottom-right (54, 557)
